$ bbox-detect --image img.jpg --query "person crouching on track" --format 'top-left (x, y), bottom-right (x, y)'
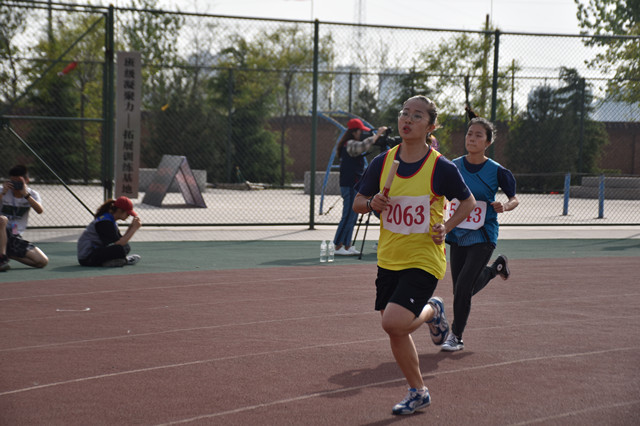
top-left (77, 196), bottom-right (142, 267)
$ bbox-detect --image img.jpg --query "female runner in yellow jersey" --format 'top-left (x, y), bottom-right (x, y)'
top-left (353, 95), bottom-right (476, 415)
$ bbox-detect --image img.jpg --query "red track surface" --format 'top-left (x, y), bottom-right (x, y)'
top-left (1, 258), bottom-right (639, 425)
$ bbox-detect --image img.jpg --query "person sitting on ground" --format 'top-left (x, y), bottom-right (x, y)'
top-left (0, 164), bottom-right (49, 271)
top-left (77, 196), bottom-right (142, 267)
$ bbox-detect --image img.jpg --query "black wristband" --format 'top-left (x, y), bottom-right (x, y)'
top-left (366, 197), bottom-right (373, 212)
top-left (24, 193), bottom-right (31, 200)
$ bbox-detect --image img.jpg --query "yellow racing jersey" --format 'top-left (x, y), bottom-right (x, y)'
top-left (377, 145), bottom-right (447, 279)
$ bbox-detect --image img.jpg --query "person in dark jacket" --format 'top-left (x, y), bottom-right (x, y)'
top-left (77, 196), bottom-right (142, 267)
top-left (333, 118), bottom-right (387, 256)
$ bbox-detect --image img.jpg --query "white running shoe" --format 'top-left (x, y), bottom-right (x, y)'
top-left (392, 387), bottom-right (431, 415)
top-left (347, 246), bottom-right (360, 255)
top-left (126, 254), bottom-right (141, 265)
top-left (334, 247), bottom-right (351, 256)
top-left (425, 297), bottom-right (449, 345)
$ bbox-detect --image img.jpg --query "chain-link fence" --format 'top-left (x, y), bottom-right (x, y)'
top-left (2, 1), bottom-right (639, 228)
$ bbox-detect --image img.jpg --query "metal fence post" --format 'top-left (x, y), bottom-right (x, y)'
top-left (563, 172), bottom-right (571, 215)
top-left (309, 19), bottom-right (319, 230)
top-left (598, 174), bottom-right (605, 218)
top-left (226, 68), bottom-right (234, 183)
top-left (577, 78), bottom-right (586, 174)
top-left (489, 29), bottom-right (500, 159)
top-left (102, 5), bottom-right (115, 200)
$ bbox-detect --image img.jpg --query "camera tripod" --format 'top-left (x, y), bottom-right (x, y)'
top-left (351, 212), bottom-right (376, 260)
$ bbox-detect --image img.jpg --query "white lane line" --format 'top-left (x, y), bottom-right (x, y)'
top-left (155, 346), bottom-right (640, 425)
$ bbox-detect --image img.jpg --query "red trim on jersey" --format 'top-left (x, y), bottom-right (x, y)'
top-left (430, 150), bottom-right (443, 196)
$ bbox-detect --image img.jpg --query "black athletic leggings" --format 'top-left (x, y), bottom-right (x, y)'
top-left (78, 243), bottom-right (130, 266)
top-left (448, 242), bottom-right (498, 338)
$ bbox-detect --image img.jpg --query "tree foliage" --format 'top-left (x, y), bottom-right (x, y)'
top-left (231, 24), bottom-right (333, 185)
top-left (121, 0), bottom-right (184, 108)
top-left (0, 1), bottom-right (29, 173)
top-left (0, 1), bottom-right (27, 103)
top-left (20, 9), bottom-right (110, 182)
top-left (353, 21), bottom-right (521, 157)
top-left (575, 0), bottom-right (640, 101)
top-left (414, 27), bottom-right (520, 120)
top-left (506, 67), bottom-right (608, 191)
top-left (207, 37), bottom-right (283, 184)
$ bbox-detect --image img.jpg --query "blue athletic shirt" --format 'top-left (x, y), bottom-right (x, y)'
top-left (445, 156), bottom-right (517, 247)
top-left (354, 145), bottom-right (471, 204)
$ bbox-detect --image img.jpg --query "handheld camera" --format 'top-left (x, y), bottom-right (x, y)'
top-left (374, 127), bottom-right (402, 150)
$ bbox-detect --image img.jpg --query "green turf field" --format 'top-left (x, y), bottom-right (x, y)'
top-left (1, 238), bottom-right (639, 283)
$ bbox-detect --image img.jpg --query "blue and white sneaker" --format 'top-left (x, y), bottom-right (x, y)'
top-left (392, 387), bottom-right (431, 415)
top-left (426, 297), bottom-right (449, 345)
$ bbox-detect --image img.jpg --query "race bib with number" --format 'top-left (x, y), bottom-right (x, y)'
top-left (447, 199), bottom-right (487, 230)
top-left (382, 195), bottom-right (431, 235)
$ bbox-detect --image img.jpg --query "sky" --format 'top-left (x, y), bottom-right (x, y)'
top-left (151, 0), bottom-right (583, 35)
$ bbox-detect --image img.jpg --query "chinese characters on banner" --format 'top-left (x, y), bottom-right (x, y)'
top-left (115, 51), bottom-right (141, 199)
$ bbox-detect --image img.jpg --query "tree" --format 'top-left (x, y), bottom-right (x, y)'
top-left (207, 40), bottom-right (282, 184)
top-left (143, 69), bottom-right (220, 179)
top-left (119, 1), bottom-right (204, 175)
top-left (575, 0), bottom-right (640, 102)
top-left (1, 2), bottom-right (30, 175)
top-left (353, 87), bottom-right (379, 123)
top-left (370, 21), bottom-right (521, 155)
top-left (233, 24), bottom-right (334, 186)
top-left (203, 24), bottom-right (336, 185)
top-left (506, 67), bottom-right (608, 191)
top-left (0, 1), bottom-right (27, 104)
top-left (26, 73), bottom-right (83, 182)
top-left (53, 12), bottom-right (106, 183)
top-left (414, 19), bottom-right (520, 120)
top-left (18, 8), bottom-right (111, 183)
top-left (120, 0), bottom-right (184, 108)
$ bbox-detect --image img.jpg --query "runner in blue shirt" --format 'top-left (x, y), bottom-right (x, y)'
top-left (441, 108), bottom-right (519, 352)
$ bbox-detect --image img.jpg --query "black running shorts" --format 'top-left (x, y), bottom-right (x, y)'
top-left (6, 230), bottom-right (35, 259)
top-left (375, 267), bottom-right (438, 317)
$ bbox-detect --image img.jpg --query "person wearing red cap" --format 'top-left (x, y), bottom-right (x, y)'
top-left (77, 196), bottom-right (142, 267)
top-left (333, 118), bottom-right (388, 256)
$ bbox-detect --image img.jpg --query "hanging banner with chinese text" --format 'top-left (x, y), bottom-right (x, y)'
top-left (115, 51), bottom-right (141, 199)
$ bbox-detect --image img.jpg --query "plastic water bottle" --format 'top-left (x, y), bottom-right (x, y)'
top-left (327, 241), bottom-right (335, 262)
top-left (320, 240), bottom-right (327, 263)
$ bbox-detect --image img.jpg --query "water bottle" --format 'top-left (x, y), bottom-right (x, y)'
top-left (320, 240), bottom-right (327, 263)
top-left (327, 241), bottom-right (335, 262)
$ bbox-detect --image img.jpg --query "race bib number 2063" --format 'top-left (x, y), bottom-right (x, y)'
top-left (383, 195), bottom-right (431, 235)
